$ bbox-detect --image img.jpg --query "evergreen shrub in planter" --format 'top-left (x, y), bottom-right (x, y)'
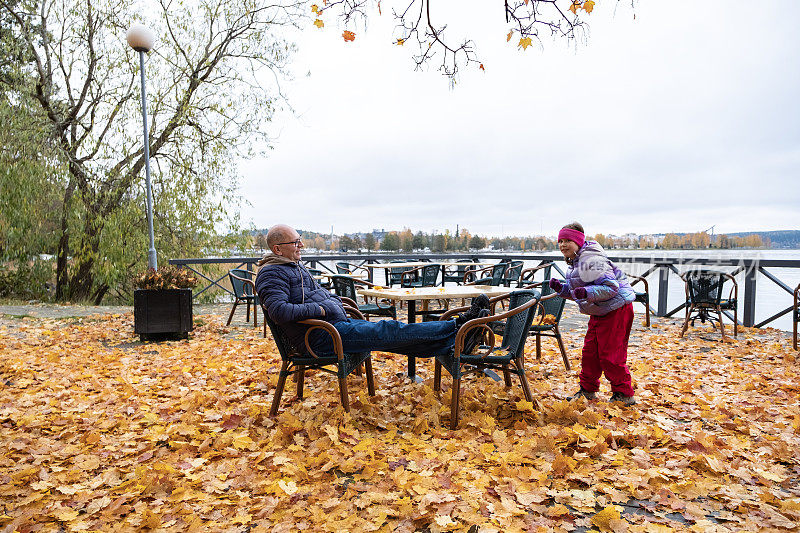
top-left (133, 266), bottom-right (197, 342)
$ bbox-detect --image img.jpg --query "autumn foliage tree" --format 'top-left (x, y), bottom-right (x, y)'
top-left (313, 0), bottom-right (600, 78)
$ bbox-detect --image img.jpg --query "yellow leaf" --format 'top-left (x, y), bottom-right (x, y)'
top-left (311, 4), bottom-right (318, 13)
top-left (232, 512), bottom-right (252, 525)
top-left (546, 503), bottom-right (571, 517)
top-left (591, 505), bottom-right (622, 531)
top-left (396, 38), bottom-right (405, 46)
top-left (52, 508), bottom-right (80, 521)
top-left (518, 37), bottom-right (532, 50)
top-left (434, 514), bottom-right (457, 527)
top-left (314, 19), bottom-right (324, 28)
top-left (278, 479), bottom-right (298, 495)
top-left (232, 434), bottom-right (255, 450)
top-left (506, 30), bottom-right (513, 42)
top-left (516, 399), bottom-right (534, 411)
top-left (583, 0), bottom-right (595, 13)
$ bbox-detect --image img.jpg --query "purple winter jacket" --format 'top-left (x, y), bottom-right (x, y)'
top-left (554, 241), bottom-right (635, 316)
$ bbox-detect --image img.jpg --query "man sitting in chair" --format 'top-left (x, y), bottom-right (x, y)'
top-left (255, 224), bottom-right (489, 357)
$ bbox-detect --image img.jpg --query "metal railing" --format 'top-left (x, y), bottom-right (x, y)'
top-left (170, 253), bottom-right (800, 329)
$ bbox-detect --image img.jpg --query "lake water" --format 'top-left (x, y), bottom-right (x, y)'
top-left (317, 250), bottom-right (800, 332)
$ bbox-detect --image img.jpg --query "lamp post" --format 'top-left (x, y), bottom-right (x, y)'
top-left (126, 24), bottom-right (158, 270)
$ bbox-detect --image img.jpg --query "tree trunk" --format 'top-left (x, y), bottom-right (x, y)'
top-left (65, 210), bottom-right (104, 301)
top-left (55, 179), bottom-right (75, 300)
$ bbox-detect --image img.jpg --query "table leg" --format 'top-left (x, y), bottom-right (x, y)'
top-left (407, 300), bottom-right (422, 382)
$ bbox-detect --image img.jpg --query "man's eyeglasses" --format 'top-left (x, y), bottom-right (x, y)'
top-left (276, 239), bottom-right (303, 247)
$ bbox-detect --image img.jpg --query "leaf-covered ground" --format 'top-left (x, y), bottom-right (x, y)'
top-left (0, 310), bottom-right (798, 532)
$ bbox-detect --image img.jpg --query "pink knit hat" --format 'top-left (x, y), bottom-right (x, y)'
top-left (558, 227), bottom-right (585, 248)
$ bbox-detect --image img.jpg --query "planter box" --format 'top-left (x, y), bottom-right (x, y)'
top-left (134, 288), bottom-right (193, 341)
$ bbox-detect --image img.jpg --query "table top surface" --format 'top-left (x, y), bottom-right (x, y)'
top-left (358, 285), bottom-right (514, 301)
top-left (363, 261), bottom-right (495, 270)
top-left (312, 272), bottom-right (365, 279)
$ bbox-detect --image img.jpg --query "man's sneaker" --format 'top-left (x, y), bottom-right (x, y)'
top-left (461, 309), bottom-right (490, 354)
top-left (610, 391), bottom-right (637, 405)
top-left (455, 294), bottom-right (491, 326)
top-left (569, 388), bottom-right (597, 401)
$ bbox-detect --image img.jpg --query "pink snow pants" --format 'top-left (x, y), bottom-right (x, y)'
top-left (579, 303), bottom-right (635, 397)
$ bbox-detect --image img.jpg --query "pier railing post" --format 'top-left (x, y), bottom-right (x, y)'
top-left (743, 260), bottom-right (757, 327)
top-left (657, 263), bottom-right (669, 317)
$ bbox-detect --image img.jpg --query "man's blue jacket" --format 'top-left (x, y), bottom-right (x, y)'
top-left (255, 255), bottom-right (347, 350)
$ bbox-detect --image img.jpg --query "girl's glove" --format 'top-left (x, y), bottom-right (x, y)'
top-left (548, 278), bottom-right (563, 292)
top-left (572, 287), bottom-right (587, 300)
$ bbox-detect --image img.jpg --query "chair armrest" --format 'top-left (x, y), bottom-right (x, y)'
top-left (400, 266), bottom-right (422, 284)
top-left (721, 272), bottom-right (738, 300)
top-left (299, 319), bottom-right (344, 359)
top-left (626, 273), bottom-right (649, 293)
top-left (340, 296), bottom-right (358, 309)
top-left (463, 265), bottom-right (492, 284)
top-left (519, 263), bottom-right (554, 283)
top-left (343, 305), bottom-right (366, 321)
top-left (352, 278), bottom-right (378, 288)
top-left (229, 272), bottom-right (257, 297)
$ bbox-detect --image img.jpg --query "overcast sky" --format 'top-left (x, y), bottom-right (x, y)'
top-left (238, 1), bottom-right (800, 238)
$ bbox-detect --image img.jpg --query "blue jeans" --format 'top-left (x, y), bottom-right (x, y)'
top-left (309, 318), bottom-right (457, 358)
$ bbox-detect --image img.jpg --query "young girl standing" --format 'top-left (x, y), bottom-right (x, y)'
top-left (549, 222), bottom-right (638, 405)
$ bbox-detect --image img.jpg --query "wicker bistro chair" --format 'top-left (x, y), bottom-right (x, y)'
top-left (625, 273), bottom-right (651, 328)
top-left (518, 262), bottom-right (554, 288)
top-left (501, 261), bottom-right (525, 287)
top-left (227, 269), bottom-right (259, 327)
top-left (793, 283), bottom-right (799, 351)
top-left (263, 304), bottom-right (375, 417)
top-left (307, 268), bottom-right (331, 290)
top-left (387, 261), bottom-right (409, 287)
top-left (511, 273), bottom-right (571, 370)
top-left (441, 259), bottom-right (476, 286)
top-left (400, 264), bottom-right (440, 288)
top-left (330, 275), bottom-right (397, 321)
top-left (435, 289), bottom-right (542, 430)
top-left (465, 262), bottom-right (508, 286)
top-left (680, 270), bottom-right (739, 340)
top-left (335, 262), bottom-right (369, 278)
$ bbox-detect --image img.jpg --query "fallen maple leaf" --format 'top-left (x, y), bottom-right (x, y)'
top-left (591, 505), bottom-right (622, 531)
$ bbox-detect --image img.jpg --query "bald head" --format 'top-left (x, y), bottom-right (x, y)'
top-left (267, 224), bottom-right (304, 261)
top-left (267, 224), bottom-right (297, 249)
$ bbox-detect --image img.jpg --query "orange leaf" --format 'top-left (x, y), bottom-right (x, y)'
top-left (518, 37), bottom-right (532, 50)
top-left (506, 30), bottom-right (513, 42)
top-left (342, 30), bottom-right (355, 42)
top-left (396, 38), bottom-right (405, 46)
top-left (569, 1), bottom-right (579, 14)
top-left (583, 0), bottom-right (595, 13)
top-left (479, 63), bottom-right (485, 71)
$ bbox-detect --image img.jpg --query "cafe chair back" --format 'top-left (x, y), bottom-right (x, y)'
top-left (330, 275), bottom-right (397, 321)
top-left (227, 268), bottom-right (259, 327)
top-left (435, 289), bottom-right (541, 430)
top-left (262, 304), bottom-right (375, 417)
top-left (679, 269), bottom-right (738, 340)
